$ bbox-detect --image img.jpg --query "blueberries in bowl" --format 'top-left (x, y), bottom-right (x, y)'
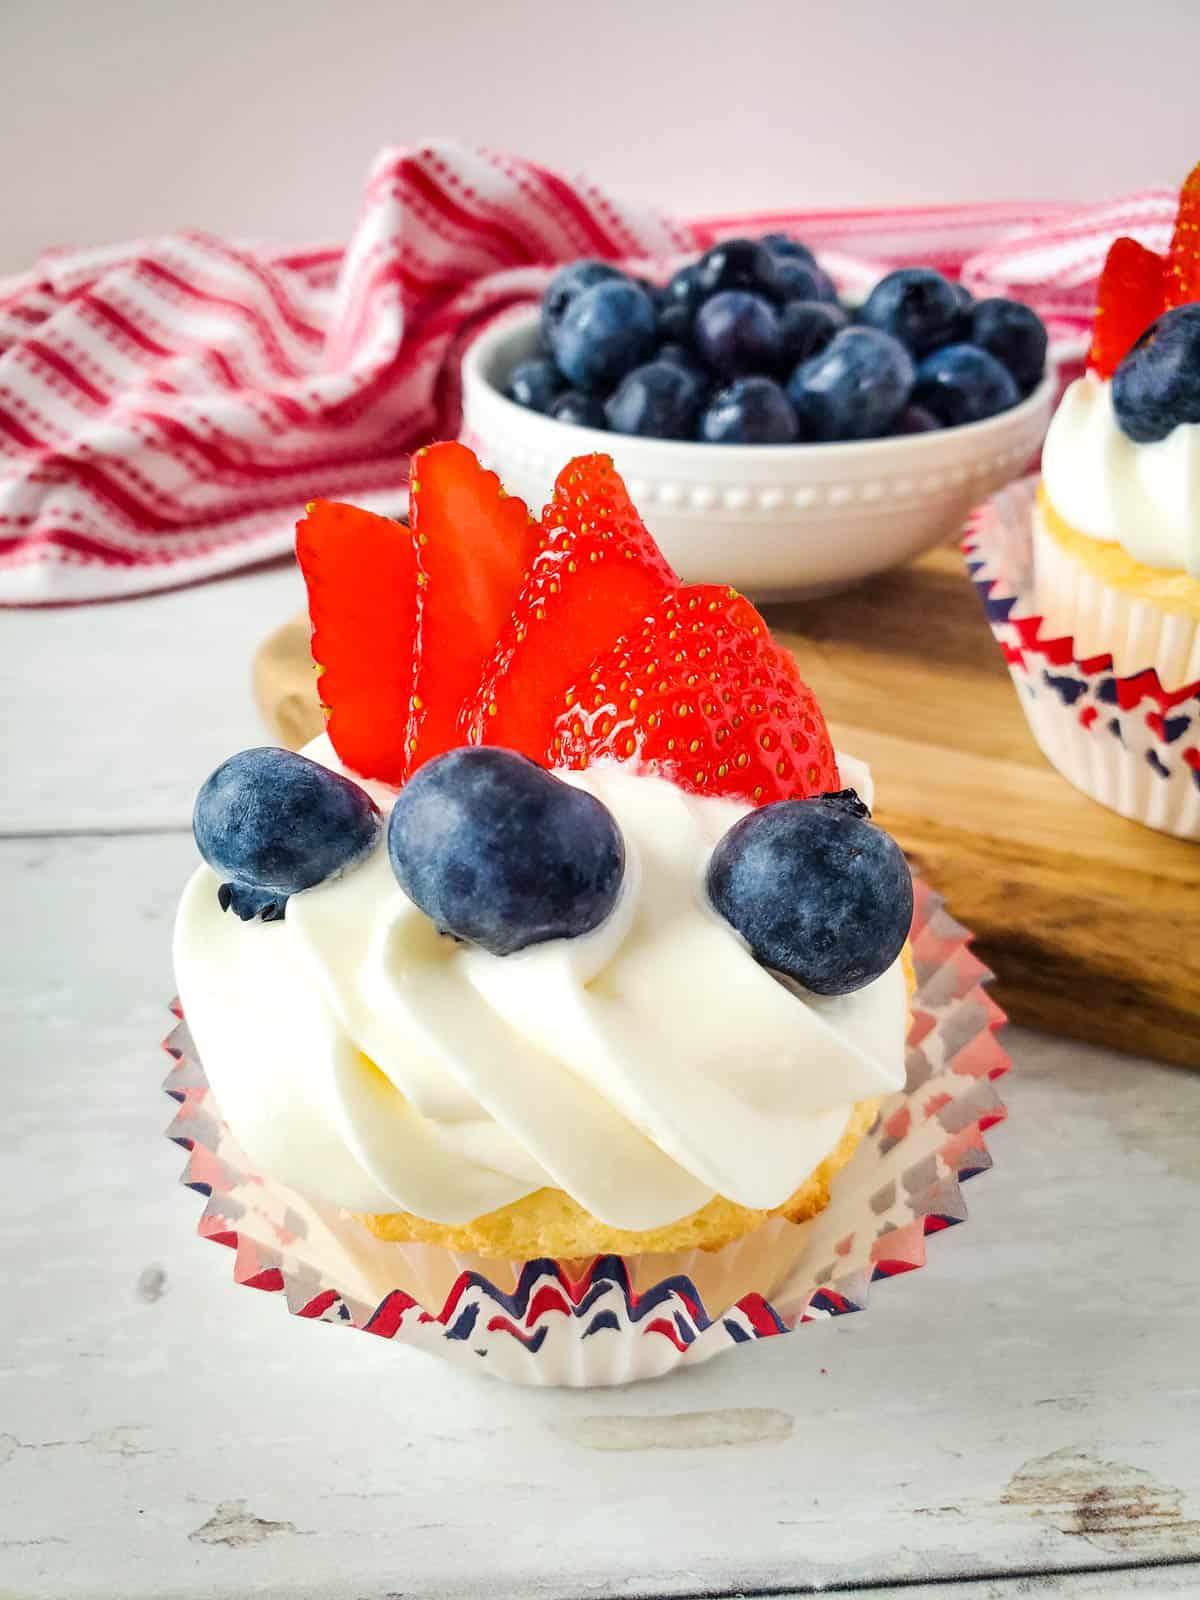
top-left (606, 360), bottom-right (706, 439)
top-left (504, 242), bottom-right (1047, 443)
top-left (506, 356), bottom-right (562, 414)
top-left (700, 377), bottom-right (800, 444)
top-left (787, 328), bottom-right (915, 442)
top-left (970, 297), bottom-right (1049, 395)
top-left (552, 278), bottom-right (658, 391)
top-left (913, 344), bottom-right (1021, 427)
top-left (695, 291), bottom-right (781, 378)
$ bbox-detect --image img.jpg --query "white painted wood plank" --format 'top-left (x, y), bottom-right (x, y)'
top-left (0, 563), bottom-right (305, 835)
top-left (2, 833), bottom-right (1199, 1599)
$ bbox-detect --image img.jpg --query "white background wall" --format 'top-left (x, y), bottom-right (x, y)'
top-left (3, 0), bottom-right (1198, 274)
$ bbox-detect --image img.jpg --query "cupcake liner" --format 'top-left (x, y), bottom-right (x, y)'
top-left (965, 477), bottom-right (1200, 841)
top-left (1031, 508), bottom-right (1200, 692)
top-left (162, 878), bottom-right (1009, 1388)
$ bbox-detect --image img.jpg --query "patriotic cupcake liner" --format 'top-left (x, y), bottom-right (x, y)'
top-left (965, 477), bottom-right (1200, 841)
top-left (162, 878), bottom-right (1009, 1388)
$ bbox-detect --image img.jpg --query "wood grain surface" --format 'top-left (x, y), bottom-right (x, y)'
top-left (254, 545), bottom-right (1199, 1068)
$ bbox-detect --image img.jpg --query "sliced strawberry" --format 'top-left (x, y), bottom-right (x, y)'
top-left (1164, 159), bottom-right (1200, 309)
top-left (1088, 236), bottom-right (1165, 379)
top-left (406, 441), bottom-right (540, 775)
top-left (463, 454), bottom-right (676, 759)
top-left (549, 584), bottom-right (840, 805)
top-left (295, 500), bottom-right (417, 785)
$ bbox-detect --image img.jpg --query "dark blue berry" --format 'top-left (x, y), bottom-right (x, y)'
top-left (694, 237), bottom-right (782, 300)
top-left (551, 279), bottom-right (657, 391)
top-left (657, 302), bottom-right (694, 343)
top-left (1111, 305), bottom-right (1200, 444)
top-left (970, 297), bottom-right (1048, 393)
top-left (776, 301), bottom-right (848, 371)
top-left (694, 290), bottom-right (781, 378)
top-left (859, 267), bottom-right (961, 356)
top-left (663, 262), bottom-right (706, 315)
top-left (194, 748), bottom-right (381, 921)
top-left (786, 328), bottom-right (915, 442)
top-left (507, 357), bottom-right (563, 414)
top-left (634, 276), bottom-right (664, 307)
top-left (657, 341), bottom-right (709, 380)
top-left (540, 260), bottom-right (622, 349)
top-left (950, 280), bottom-right (975, 339)
top-left (699, 377), bottom-right (799, 444)
top-left (810, 268), bottom-right (841, 305)
top-left (892, 403), bottom-right (941, 435)
top-left (387, 748), bottom-right (625, 957)
top-left (913, 343), bottom-right (1021, 426)
top-left (605, 360), bottom-right (705, 439)
top-left (762, 233), bottom-right (818, 269)
top-left (550, 389), bottom-right (608, 428)
top-left (706, 791), bottom-right (912, 996)
top-left (770, 258), bottom-right (821, 303)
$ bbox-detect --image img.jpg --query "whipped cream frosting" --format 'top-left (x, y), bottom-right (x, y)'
top-left (173, 736), bottom-right (908, 1231)
top-left (1041, 372), bottom-right (1200, 578)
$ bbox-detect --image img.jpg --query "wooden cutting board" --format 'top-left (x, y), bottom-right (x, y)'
top-left (254, 544), bottom-right (1199, 1067)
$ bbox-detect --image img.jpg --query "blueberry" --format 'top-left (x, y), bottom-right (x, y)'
top-left (770, 258), bottom-right (821, 303)
top-left (657, 302), bottom-right (694, 343)
top-left (776, 301), bottom-right (848, 371)
top-left (912, 343), bottom-right (1021, 426)
top-left (762, 233), bottom-right (818, 269)
top-left (706, 790), bottom-right (912, 996)
top-left (695, 237), bottom-right (782, 300)
top-left (699, 377), bottom-right (799, 444)
top-left (859, 267), bottom-right (961, 356)
top-left (950, 280), bottom-right (975, 339)
top-left (507, 357), bottom-right (562, 414)
top-left (658, 341), bottom-right (709, 380)
top-left (605, 360), bottom-right (705, 439)
top-left (810, 268), bottom-right (841, 305)
top-left (551, 279), bottom-right (658, 391)
top-left (388, 748), bottom-right (625, 956)
top-left (194, 747), bottom-right (382, 921)
top-left (786, 327), bottom-right (915, 442)
top-left (891, 403), bottom-right (941, 435)
top-left (550, 389), bottom-right (608, 428)
top-left (694, 290), bottom-right (781, 378)
top-left (970, 297), bottom-right (1048, 393)
top-left (663, 261), bottom-right (706, 316)
top-left (1112, 306), bottom-right (1200, 443)
top-left (540, 259), bottom-right (622, 349)
top-left (634, 275), bottom-right (664, 307)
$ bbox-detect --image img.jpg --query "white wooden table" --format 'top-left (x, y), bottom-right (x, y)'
top-left (3, 565), bottom-right (1199, 1600)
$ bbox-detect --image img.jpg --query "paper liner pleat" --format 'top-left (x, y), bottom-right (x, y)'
top-left (964, 477), bottom-right (1200, 841)
top-left (161, 878), bottom-right (1009, 1387)
top-left (1031, 511), bottom-right (1200, 691)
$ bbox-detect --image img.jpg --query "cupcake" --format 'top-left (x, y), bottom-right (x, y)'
top-left (967, 162), bottom-right (1200, 838)
top-left (172, 445), bottom-right (940, 1381)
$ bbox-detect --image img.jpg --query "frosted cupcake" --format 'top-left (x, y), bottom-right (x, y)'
top-left (1035, 161), bottom-right (1200, 694)
top-left (173, 445), bottom-right (928, 1380)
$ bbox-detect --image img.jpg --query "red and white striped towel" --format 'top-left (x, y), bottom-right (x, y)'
top-left (0, 141), bottom-right (1176, 605)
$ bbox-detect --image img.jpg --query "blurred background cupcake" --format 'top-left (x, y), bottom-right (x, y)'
top-left (966, 160), bottom-right (1200, 839)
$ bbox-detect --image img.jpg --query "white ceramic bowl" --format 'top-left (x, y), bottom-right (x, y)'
top-left (461, 309), bottom-right (1056, 602)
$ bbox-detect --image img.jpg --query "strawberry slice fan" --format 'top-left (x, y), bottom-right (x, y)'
top-left (297, 444), bottom-right (840, 807)
top-left (1088, 157), bottom-right (1200, 378)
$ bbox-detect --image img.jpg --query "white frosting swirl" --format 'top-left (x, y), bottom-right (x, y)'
top-left (173, 736), bottom-right (907, 1230)
top-left (1041, 372), bottom-right (1200, 578)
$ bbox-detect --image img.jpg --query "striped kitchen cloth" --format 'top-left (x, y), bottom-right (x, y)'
top-left (0, 140), bottom-right (1175, 604)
